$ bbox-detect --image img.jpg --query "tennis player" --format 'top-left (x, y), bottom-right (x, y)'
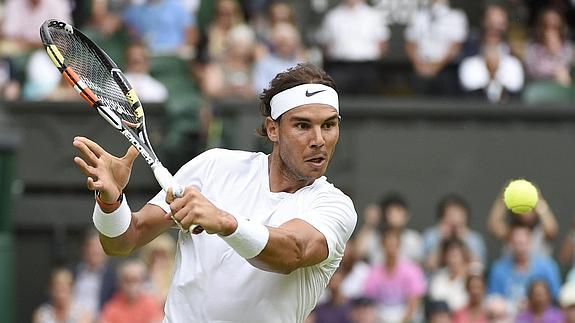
top-left (73, 63), bottom-right (357, 322)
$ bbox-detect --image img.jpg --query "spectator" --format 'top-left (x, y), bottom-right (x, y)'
top-left (356, 193), bottom-right (423, 265)
top-left (123, 0), bottom-right (198, 58)
top-left (200, 24), bottom-right (256, 99)
top-left (205, 0), bottom-right (246, 61)
top-left (405, 0), bottom-right (468, 96)
top-left (124, 42), bottom-right (168, 103)
top-left (516, 279), bottom-right (564, 323)
top-left (317, 0), bottom-right (389, 94)
top-left (253, 23), bottom-right (304, 95)
top-left (523, 8), bottom-right (573, 87)
top-left (1, 0), bottom-right (72, 54)
top-left (488, 182), bottom-right (558, 257)
top-left (459, 6), bottom-right (524, 103)
top-left (314, 270), bottom-right (352, 323)
top-left (560, 281), bottom-right (575, 323)
top-left (73, 229), bottom-right (117, 319)
top-left (488, 223), bottom-right (561, 311)
top-left (0, 57), bottom-right (20, 100)
top-left (253, 1), bottom-right (296, 50)
top-left (32, 268), bottom-right (92, 323)
top-left (428, 238), bottom-right (470, 312)
top-left (363, 229), bottom-right (426, 323)
top-left (453, 273), bottom-right (489, 323)
top-left (23, 49), bottom-right (64, 100)
top-left (139, 232), bottom-right (176, 306)
top-left (559, 216), bottom-right (575, 269)
top-left (338, 240), bottom-right (371, 300)
top-left (484, 295), bottom-right (513, 323)
top-left (426, 300), bottom-right (452, 323)
top-left (348, 297), bottom-right (378, 323)
top-left (100, 259), bottom-right (164, 323)
top-left (422, 194), bottom-right (486, 272)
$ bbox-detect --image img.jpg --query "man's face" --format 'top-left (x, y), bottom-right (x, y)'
top-left (509, 227), bottom-right (531, 262)
top-left (272, 104), bottom-right (339, 183)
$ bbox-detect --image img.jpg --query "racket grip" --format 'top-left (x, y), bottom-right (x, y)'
top-left (151, 163), bottom-right (197, 232)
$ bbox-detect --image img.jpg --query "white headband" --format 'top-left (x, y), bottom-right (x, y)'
top-left (270, 84), bottom-right (339, 120)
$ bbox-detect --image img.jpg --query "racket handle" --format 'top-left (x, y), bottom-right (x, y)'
top-left (151, 163), bottom-right (197, 233)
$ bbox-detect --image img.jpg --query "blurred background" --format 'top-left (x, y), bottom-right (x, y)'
top-left (2, 0), bottom-right (575, 322)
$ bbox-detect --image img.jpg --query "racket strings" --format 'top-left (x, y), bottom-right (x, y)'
top-left (49, 28), bottom-right (140, 125)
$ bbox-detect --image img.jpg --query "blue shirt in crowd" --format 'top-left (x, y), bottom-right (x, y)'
top-left (488, 254), bottom-right (561, 304)
top-left (123, 0), bottom-right (194, 55)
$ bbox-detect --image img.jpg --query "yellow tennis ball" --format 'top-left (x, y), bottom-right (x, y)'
top-left (503, 179), bottom-right (538, 214)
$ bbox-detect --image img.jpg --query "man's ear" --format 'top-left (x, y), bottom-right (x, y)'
top-left (265, 117), bottom-right (279, 143)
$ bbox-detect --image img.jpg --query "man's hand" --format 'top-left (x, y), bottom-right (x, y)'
top-left (73, 136), bottom-right (139, 204)
top-left (165, 187), bottom-right (237, 235)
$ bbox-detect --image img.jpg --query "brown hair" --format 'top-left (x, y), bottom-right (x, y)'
top-left (256, 63), bottom-right (336, 138)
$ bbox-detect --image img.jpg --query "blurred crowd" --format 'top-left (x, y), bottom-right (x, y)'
top-left (307, 184), bottom-right (575, 323)
top-left (32, 182), bottom-right (575, 323)
top-left (1, 0), bottom-right (575, 104)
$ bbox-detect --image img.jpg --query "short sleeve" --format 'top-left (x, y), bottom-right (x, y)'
top-left (448, 10), bottom-right (468, 43)
top-left (406, 262), bottom-right (427, 297)
top-left (296, 192), bottom-right (357, 264)
top-left (147, 148), bottom-right (221, 213)
top-left (404, 11), bottom-right (423, 42)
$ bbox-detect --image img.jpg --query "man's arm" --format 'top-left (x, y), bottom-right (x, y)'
top-left (249, 219), bottom-right (329, 274)
top-left (99, 204), bottom-right (174, 256)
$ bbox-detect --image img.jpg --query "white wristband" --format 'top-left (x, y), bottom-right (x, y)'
top-left (92, 195), bottom-right (131, 238)
top-left (220, 216), bottom-right (269, 259)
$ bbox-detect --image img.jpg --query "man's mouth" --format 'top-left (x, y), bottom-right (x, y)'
top-left (305, 156), bottom-right (326, 168)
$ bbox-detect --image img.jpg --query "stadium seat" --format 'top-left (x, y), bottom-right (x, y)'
top-left (522, 81), bottom-right (573, 106)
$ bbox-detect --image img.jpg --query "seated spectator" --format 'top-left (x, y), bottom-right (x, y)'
top-left (139, 232), bottom-right (176, 306)
top-left (429, 238), bottom-right (470, 312)
top-left (453, 272), bottom-right (489, 323)
top-left (459, 44), bottom-right (524, 103)
top-left (516, 279), bottom-right (564, 323)
top-left (123, 0), bottom-right (198, 57)
top-left (200, 25), bottom-right (256, 99)
top-left (488, 223), bottom-right (561, 311)
top-left (463, 4), bottom-right (510, 58)
top-left (32, 268), bottom-right (92, 323)
top-left (253, 1), bottom-right (296, 50)
top-left (405, 0), bottom-right (468, 96)
top-left (317, 0), bottom-right (389, 94)
top-left (338, 240), bottom-right (371, 300)
top-left (363, 229), bottom-right (426, 323)
top-left (0, 57), bottom-right (20, 100)
top-left (22, 49), bottom-right (63, 100)
top-left (101, 259), bottom-right (164, 323)
top-left (314, 270), bottom-right (352, 323)
top-left (523, 8), bottom-right (573, 87)
top-left (488, 182), bottom-right (558, 257)
top-left (356, 193), bottom-right (423, 265)
top-left (422, 194), bottom-right (486, 272)
top-left (560, 281), bottom-right (575, 323)
top-left (73, 229), bottom-right (117, 319)
top-left (253, 23), bottom-right (304, 94)
top-left (205, 0), bottom-right (246, 61)
top-left (1, 0), bottom-right (72, 54)
top-left (560, 217), bottom-right (575, 270)
top-left (349, 297), bottom-right (378, 323)
top-left (124, 42), bottom-right (168, 103)
top-left (426, 300), bottom-right (452, 323)
top-left (484, 295), bottom-right (513, 323)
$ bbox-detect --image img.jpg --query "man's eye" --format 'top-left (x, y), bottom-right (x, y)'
top-left (296, 123), bottom-right (309, 129)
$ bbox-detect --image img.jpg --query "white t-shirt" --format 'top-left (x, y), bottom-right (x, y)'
top-left (428, 268), bottom-right (468, 311)
top-left (404, 3), bottom-right (468, 63)
top-left (318, 3), bottom-right (390, 61)
top-left (148, 149), bottom-right (357, 323)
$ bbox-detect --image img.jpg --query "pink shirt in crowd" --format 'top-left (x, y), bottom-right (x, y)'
top-left (363, 260), bottom-right (427, 306)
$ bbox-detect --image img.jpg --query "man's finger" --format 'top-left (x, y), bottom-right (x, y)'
top-left (74, 136), bottom-right (105, 158)
top-left (73, 140), bottom-right (100, 166)
top-left (165, 187), bottom-right (174, 204)
top-left (73, 157), bottom-right (98, 178)
top-left (123, 145), bottom-right (139, 166)
top-left (86, 177), bottom-right (102, 191)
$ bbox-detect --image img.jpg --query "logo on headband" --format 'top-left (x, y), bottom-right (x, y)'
top-left (305, 89), bottom-right (327, 97)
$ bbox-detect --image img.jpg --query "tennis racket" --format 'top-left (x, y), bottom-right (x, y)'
top-left (40, 19), bottom-right (195, 232)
